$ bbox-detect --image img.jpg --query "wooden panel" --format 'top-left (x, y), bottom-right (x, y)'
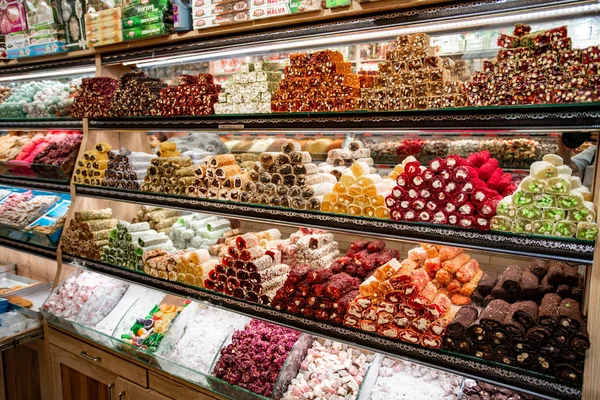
top-left (0, 248), bottom-right (56, 283)
top-left (23, 338), bottom-right (52, 400)
top-left (115, 377), bottom-right (172, 400)
top-left (149, 372), bottom-right (224, 400)
top-left (47, 329), bottom-right (147, 387)
top-left (60, 364), bottom-right (110, 400)
top-left (2, 343), bottom-right (41, 400)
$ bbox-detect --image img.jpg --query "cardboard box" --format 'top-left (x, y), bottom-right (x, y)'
top-left (122, 22), bottom-right (172, 40)
top-left (0, 0), bottom-right (28, 34)
top-left (24, 0), bottom-right (61, 28)
top-left (121, 10), bottom-right (172, 29)
top-left (85, 7), bottom-right (121, 25)
top-left (86, 19), bottom-right (121, 35)
top-left (124, 0), bottom-right (171, 17)
top-left (86, 30), bottom-right (122, 46)
top-left (192, 10), bottom-right (248, 28)
top-left (28, 41), bottom-right (67, 56)
top-left (56, 0), bottom-right (87, 49)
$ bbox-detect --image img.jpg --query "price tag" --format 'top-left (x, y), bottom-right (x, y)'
top-left (218, 124), bottom-right (245, 130)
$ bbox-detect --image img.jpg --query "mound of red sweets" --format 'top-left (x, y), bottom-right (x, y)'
top-left (443, 294), bottom-right (589, 383)
top-left (386, 151), bottom-right (517, 230)
top-left (155, 74), bottom-right (220, 117)
top-left (71, 77), bottom-right (119, 118)
top-left (330, 239), bottom-right (400, 280)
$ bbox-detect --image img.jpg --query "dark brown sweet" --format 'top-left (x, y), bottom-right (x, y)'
top-left (540, 340), bottom-right (563, 358)
top-left (471, 288), bottom-right (484, 306)
top-left (502, 303), bottom-right (525, 336)
top-left (529, 258), bottom-right (549, 279)
top-left (443, 336), bottom-right (457, 351)
top-left (473, 343), bottom-right (493, 360)
top-left (493, 345), bottom-right (514, 365)
top-left (570, 325), bottom-right (591, 352)
top-left (556, 284), bottom-right (571, 298)
top-left (480, 299), bottom-right (510, 330)
top-left (516, 349), bottom-right (534, 368)
top-left (572, 277), bottom-right (584, 303)
top-left (457, 337), bottom-right (473, 354)
top-left (539, 293), bottom-right (561, 327)
top-left (512, 300), bottom-right (539, 329)
top-left (534, 354), bottom-right (554, 374)
top-left (525, 326), bottom-right (550, 344)
top-left (519, 268), bottom-right (540, 301)
top-left (488, 328), bottom-right (509, 346)
top-left (490, 281), bottom-right (510, 301)
top-left (546, 261), bottom-right (565, 286)
top-left (539, 274), bottom-right (555, 296)
top-left (467, 319), bottom-right (487, 343)
top-left (556, 364), bottom-right (583, 383)
top-left (500, 265), bottom-right (523, 292)
top-left (557, 298), bottom-right (583, 331)
top-left (446, 305), bottom-right (479, 338)
top-left (562, 264), bottom-right (580, 287)
top-left (483, 294), bottom-right (495, 307)
top-left (477, 271), bottom-right (498, 297)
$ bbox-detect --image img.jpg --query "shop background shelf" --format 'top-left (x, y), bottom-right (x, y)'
top-left (0, 236), bottom-right (57, 260)
top-left (0, 118), bottom-right (82, 130)
top-left (62, 254), bottom-right (581, 400)
top-left (75, 184), bottom-right (595, 264)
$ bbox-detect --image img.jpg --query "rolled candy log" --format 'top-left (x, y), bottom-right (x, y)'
top-left (493, 346), bottom-right (514, 366)
top-left (534, 354), bottom-right (555, 374)
top-left (445, 305), bottom-right (478, 338)
top-left (470, 288), bottom-right (485, 306)
top-left (553, 326), bottom-right (570, 347)
top-left (473, 343), bottom-right (493, 360)
top-left (540, 274), bottom-right (555, 296)
top-left (488, 328), bottom-right (509, 346)
top-left (512, 300), bottom-right (539, 329)
top-left (525, 325), bottom-right (551, 344)
top-left (476, 271), bottom-right (498, 297)
top-left (519, 268), bottom-right (541, 301)
top-left (515, 348), bottom-right (534, 368)
top-left (443, 336), bottom-right (456, 351)
top-left (490, 281), bottom-right (510, 302)
top-left (501, 303), bottom-right (526, 336)
top-left (570, 325), bottom-right (591, 353)
top-left (556, 364), bottom-right (583, 384)
top-left (456, 337), bottom-right (473, 354)
top-left (563, 264), bottom-right (580, 287)
top-left (539, 293), bottom-right (561, 327)
top-left (500, 265), bottom-right (523, 292)
top-left (557, 298), bottom-right (583, 331)
top-left (557, 284), bottom-right (571, 298)
top-left (572, 277), bottom-right (584, 303)
top-left (546, 261), bottom-right (565, 286)
top-left (480, 299), bottom-right (510, 330)
top-left (467, 319), bottom-right (487, 343)
top-left (540, 340), bottom-right (563, 358)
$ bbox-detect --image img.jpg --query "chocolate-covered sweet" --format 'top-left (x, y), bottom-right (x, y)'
top-left (446, 305), bottom-right (479, 338)
top-left (493, 346), bottom-right (514, 365)
top-left (490, 281), bottom-right (510, 301)
top-left (480, 299), bottom-right (510, 330)
top-left (502, 303), bottom-right (525, 336)
top-left (500, 265), bottom-right (523, 292)
top-left (477, 271), bottom-right (498, 297)
top-left (529, 259), bottom-right (549, 279)
top-left (512, 300), bottom-right (539, 329)
top-left (539, 293), bottom-right (561, 327)
top-left (570, 325), bottom-right (591, 352)
top-left (563, 264), bottom-right (580, 286)
top-left (557, 298), bottom-right (583, 331)
top-left (519, 269), bottom-right (540, 300)
top-left (525, 326), bottom-right (550, 344)
top-left (468, 319), bottom-right (487, 343)
top-left (473, 343), bottom-right (493, 360)
top-left (556, 284), bottom-right (571, 298)
top-left (546, 261), bottom-right (565, 286)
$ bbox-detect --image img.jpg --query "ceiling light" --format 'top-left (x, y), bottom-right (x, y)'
top-left (0, 66), bottom-right (96, 82)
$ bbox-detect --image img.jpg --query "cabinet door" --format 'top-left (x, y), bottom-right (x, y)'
top-left (50, 345), bottom-right (117, 400)
top-left (115, 377), bottom-right (172, 400)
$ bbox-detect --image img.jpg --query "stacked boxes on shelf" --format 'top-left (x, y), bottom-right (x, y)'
top-left (85, 8), bottom-right (122, 47)
top-left (191, 0), bottom-right (250, 30)
top-left (122, 0), bottom-right (174, 42)
top-left (57, 0), bottom-right (87, 50)
top-left (250, 0), bottom-right (322, 20)
top-left (214, 61), bottom-right (281, 114)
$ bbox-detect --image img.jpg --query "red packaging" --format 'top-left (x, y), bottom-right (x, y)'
top-left (453, 166), bottom-right (479, 182)
top-left (428, 177), bottom-right (444, 192)
top-left (429, 158), bottom-right (446, 172)
top-left (458, 202), bottom-right (476, 216)
top-left (445, 155), bottom-right (467, 169)
top-left (478, 158), bottom-right (500, 181)
top-left (424, 293), bottom-right (451, 320)
top-left (432, 210), bottom-right (448, 225)
top-left (459, 216), bottom-right (476, 229)
top-left (462, 178), bottom-right (486, 194)
top-left (404, 161), bottom-right (421, 176)
top-left (478, 197), bottom-right (501, 217)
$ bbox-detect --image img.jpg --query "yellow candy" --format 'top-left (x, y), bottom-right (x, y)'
top-left (348, 205), bottom-right (361, 216)
top-left (321, 201), bottom-right (334, 213)
top-left (348, 185), bottom-right (362, 197)
top-left (362, 206), bottom-right (375, 217)
top-left (333, 182), bottom-right (347, 194)
top-left (371, 195), bottom-right (385, 207)
top-left (354, 195), bottom-right (370, 207)
top-left (338, 195), bottom-right (354, 205)
top-left (340, 174), bottom-right (356, 186)
top-left (323, 192), bottom-right (337, 203)
top-left (375, 207), bottom-right (390, 219)
top-left (333, 203), bottom-right (347, 214)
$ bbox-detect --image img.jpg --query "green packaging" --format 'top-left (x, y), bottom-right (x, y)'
top-left (122, 22), bottom-right (173, 41)
top-left (121, 10), bottom-right (173, 29)
top-left (124, 0), bottom-right (171, 17)
top-left (325, 0), bottom-right (350, 8)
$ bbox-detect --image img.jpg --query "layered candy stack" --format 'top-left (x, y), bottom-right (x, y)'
top-left (471, 259), bottom-right (583, 306)
top-left (31, 131), bottom-right (82, 179)
top-left (71, 77), bottom-right (119, 117)
top-left (73, 143), bottom-right (113, 186)
top-left (0, 193), bottom-right (59, 228)
top-left (102, 221), bottom-right (173, 271)
top-left (465, 24), bottom-right (600, 106)
top-left (169, 214), bottom-right (232, 250)
top-left (344, 256), bottom-right (454, 348)
top-left (155, 74), bottom-right (220, 116)
top-left (61, 209), bottom-right (118, 260)
top-left (271, 50), bottom-right (361, 113)
top-left (241, 140), bottom-right (330, 210)
top-left (281, 340), bottom-right (374, 400)
top-left (407, 245), bottom-right (483, 305)
top-left (142, 248), bottom-right (215, 287)
top-left (132, 206), bottom-right (180, 234)
top-left (330, 239), bottom-right (400, 280)
top-left (104, 149), bottom-right (156, 191)
top-left (204, 231), bottom-right (289, 304)
top-left (321, 159), bottom-right (394, 219)
top-left (462, 380), bottom-right (538, 400)
top-left (108, 72), bottom-right (167, 117)
top-left (271, 266), bottom-right (359, 324)
top-left (491, 153), bottom-right (599, 240)
top-left (443, 294), bottom-right (589, 383)
top-left (278, 228), bottom-right (340, 269)
top-left (208, 228), bottom-right (279, 258)
top-left (214, 61), bottom-right (281, 114)
top-left (212, 320), bottom-right (301, 398)
top-left (317, 140), bottom-right (373, 179)
top-left (361, 33), bottom-right (466, 111)
top-left (386, 151), bottom-right (516, 230)
top-left (198, 154), bottom-right (244, 201)
top-left (141, 152), bottom-right (197, 197)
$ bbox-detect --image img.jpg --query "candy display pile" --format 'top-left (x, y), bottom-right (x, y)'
top-left (61, 208), bottom-right (118, 259)
top-left (0, 79), bottom-right (80, 117)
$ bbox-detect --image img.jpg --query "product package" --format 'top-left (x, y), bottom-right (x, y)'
top-left (122, 22), bottom-right (172, 41)
top-left (250, 0), bottom-right (321, 20)
top-left (121, 10), bottom-right (172, 29)
top-left (0, 0), bottom-right (28, 34)
top-left (84, 7), bottom-right (121, 25)
top-left (86, 29), bottom-right (122, 46)
top-left (24, 0), bottom-right (61, 28)
top-left (192, 10), bottom-right (248, 28)
top-left (86, 19), bottom-right (122, 35)
top-left (28, 40), bottom-right (67, 55)
top-left (172, 0), bottom-right (191, 31)
top-left (57, 0), bottom-right (87, 49)
top-left (325, 0), bottom-right (350, 7)
top-left (0, 35), bottom-right (7, 58)
top-left (124, 0), bottom-right (171, 17)
top-left (86, 0), bottom-right (122, 12)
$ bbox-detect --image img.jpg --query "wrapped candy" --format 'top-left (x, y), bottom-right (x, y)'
top-left (553, 221), bottom-right (578, 238)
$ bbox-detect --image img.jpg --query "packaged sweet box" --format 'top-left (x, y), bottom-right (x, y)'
top-left (57, 0), bottom-right (87, 50)
top-left (0, 0), bottom-right (28, 34)
top-left (122, 21), bottom-right (172, 41)
top-left (24, 0), bottom-right (61, 28)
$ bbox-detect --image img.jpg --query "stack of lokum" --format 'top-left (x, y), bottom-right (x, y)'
top-left (343, 256), bottom-right (454, 348)
top-left (462, 380), bottom-right (541, 400)
top-left (143, 248), bottom-right (213, 287)
top-left (318, 140), bottom-right (374, 179)
top-left (61, 208), bottom-right (118, 260)
top-left (214, 61), bottom-right (281, 114)
top-left (168, 213), bottom-right (232, 250)
top-left (271, 266), bottom-right (359, 324)
top-left (104, 149), bottom-right (155, 191)
top-left (361, 33), bottom-right (466, 111)
top-left (277, 228), bottom-right (340, 269)
top-left (0, 193), bottom-right (59, 228)
top-left (156, 302), bottom-right (249, 382)
top-left (108, 72), bottom-right (167, 117)
top-left (281, 339), bottom-right (374, 399)
top-left (212, 320), bottom-right (301, 398)
top-left (42, 271), bottom-right (112, 320)
top-left (471, 259), bottom-right (583, 306)
top-left (73, 142), bottom-right (113, 186)
top-left (370, 357), bottom-right (462, 400)
top-left (491, 154), bottom-right (598, 240)
top-left (465, 24), bottom-right (600, 106)
top-left (0, 132), bottom-right (33, 161)
top-left (31, 131), bottom-right (82, 179)
top-left (119, 297), bottom-right (190, 354)
top-left (208, 228), bottom-right (276, 258)
top-left (321, 159), bottom-right (393, 219)
top-left (241, 140), bottom-right (330, 210)
top-left (73, 278), bottom-right (130, 327)
top-left (407, 244), bottom-right (483, 305)
top-left (443, 294), bottom-right (589, 382)
top-left (271, 50), bottom-right (361, 112)
top-left (71, 77), bottom-right (119, 117)
top-left (197, 154), bottom-right (244, 200)
top-left (387, 151), bottom-right (516, 230)
top-left (132, 206), bottom-right (181, 234)
top-left (155, 74), bottom-right (220, 116)
top-left (204, 231), bottom-right (288, 304)
top-left (101, 221), bottom-right (172, 271)
top-left (330, 239), bottom-right (400, 280)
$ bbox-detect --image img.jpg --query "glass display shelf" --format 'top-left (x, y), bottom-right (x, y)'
top-left (74, 185), bottom-right (594, 264)
top-left (0, 118), bottom-right (82, 129)
top-left (60, 255), bottom-right (581, 400)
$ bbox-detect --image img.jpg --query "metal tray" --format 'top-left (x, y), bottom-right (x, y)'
top-left (0, 273), bottom-right (41, 296)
